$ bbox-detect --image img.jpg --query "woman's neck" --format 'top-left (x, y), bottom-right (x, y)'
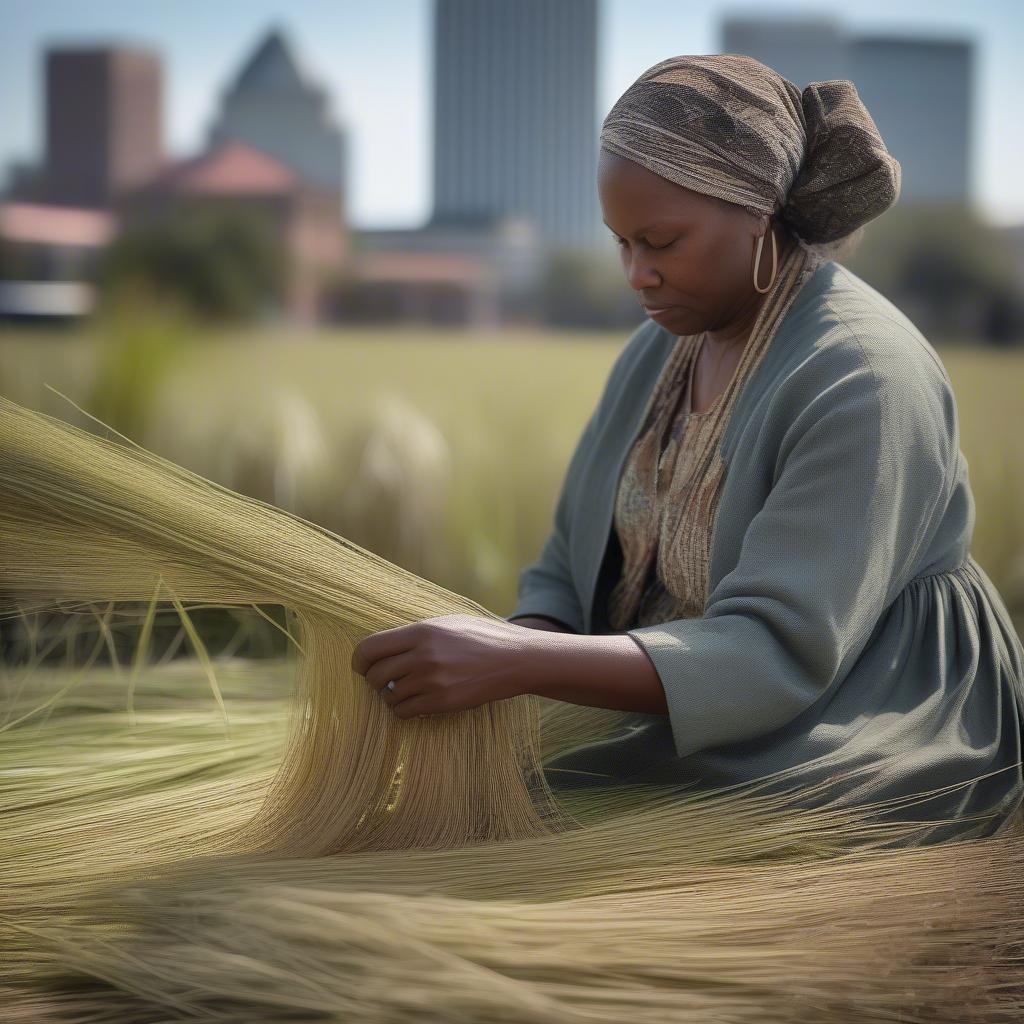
top-left (705, 226), bottom-right (798, 353)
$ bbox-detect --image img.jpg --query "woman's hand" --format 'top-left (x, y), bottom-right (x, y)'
top-left (351, 614), bottom-right (536, 719)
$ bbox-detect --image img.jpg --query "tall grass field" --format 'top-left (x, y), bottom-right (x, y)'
top-left (1, 320), bottom-right (1022, 632)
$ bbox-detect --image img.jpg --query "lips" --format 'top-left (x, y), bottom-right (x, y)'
top-left (643, 304), bottom-right (675, 315)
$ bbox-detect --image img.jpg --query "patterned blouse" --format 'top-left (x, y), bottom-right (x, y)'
top-left (606, 323), bottom-right (778, 631)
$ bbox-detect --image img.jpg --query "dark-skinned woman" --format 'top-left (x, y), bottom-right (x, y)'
top-left (352, 54), bottom-right (1024, 847)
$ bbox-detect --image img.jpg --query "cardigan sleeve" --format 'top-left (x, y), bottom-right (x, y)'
top-left (508, 323), bottom-right (653, 633)
top-left (505, 404), bottom-right (600, 633)
top-left (627, 352), bottom-right (958, 759)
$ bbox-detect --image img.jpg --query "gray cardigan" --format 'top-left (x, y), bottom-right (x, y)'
top-left (510, 260), bottom-right (1024, 844)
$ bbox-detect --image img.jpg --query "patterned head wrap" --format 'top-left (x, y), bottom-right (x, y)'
top-left (600, 54), bottom-right (901, 245)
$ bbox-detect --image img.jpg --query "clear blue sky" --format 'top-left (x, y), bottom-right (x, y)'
top-left (2, 0), bottom-right (1022, 227)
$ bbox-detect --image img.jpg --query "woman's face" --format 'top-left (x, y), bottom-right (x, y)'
top-left (597, 147), bottom-right (770, 338)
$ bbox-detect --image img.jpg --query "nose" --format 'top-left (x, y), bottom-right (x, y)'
top-left (621, 250), bottom-right (661, 292)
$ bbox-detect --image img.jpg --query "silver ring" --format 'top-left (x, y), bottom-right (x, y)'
top-left (385, 680), bottom-right (396, 692)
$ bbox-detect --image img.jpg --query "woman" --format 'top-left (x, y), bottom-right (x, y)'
top-left (352, 54), bottom-right (1024, 845)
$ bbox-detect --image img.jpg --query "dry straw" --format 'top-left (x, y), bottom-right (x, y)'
top-left (1, 392), bottom-right (1023, 1022)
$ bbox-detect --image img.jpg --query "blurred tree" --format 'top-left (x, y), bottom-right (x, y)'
top-left (97, 206), bottom-right (286, 323)
top-left (844, 204), bottom-right (1024, 343)
top-left (540, 247), bottom-right (642, 328)
top-left (981, 287), bottom-right (1024, 348)
top-left (0, 238), bottom-right (42, 280)
top-left (322, 267), bottom-right (393, 323)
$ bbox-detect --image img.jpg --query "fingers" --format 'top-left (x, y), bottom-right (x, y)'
top-left (350, 624), bottom-right (419, 678)
top-left (361, 650), bottom-right (418, 698)
top-left (389, 692), bottom-right (438, 720)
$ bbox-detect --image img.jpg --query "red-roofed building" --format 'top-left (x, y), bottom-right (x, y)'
top-left (341, 213), bottom-right (547, 327)
top-left (0, 202), bottom-right (116, 248)
top-left (143, 141), bottom-right (301, 195)
top-left (119, 141), bottom-right (349, 323)
top-left (343, 250), bottom-right (500, 326)
top-left (0, 201), bottom-right (118, 320)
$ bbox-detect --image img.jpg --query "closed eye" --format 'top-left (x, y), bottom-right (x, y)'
top-left (613, 235), bottom-right (676, 251)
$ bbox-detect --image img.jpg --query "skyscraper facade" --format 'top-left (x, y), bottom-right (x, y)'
top-left (432, 0), bottom-right (601, 251)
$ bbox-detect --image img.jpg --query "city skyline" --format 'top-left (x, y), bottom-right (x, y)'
top-left (2, 0), bottom-right (1022, 229)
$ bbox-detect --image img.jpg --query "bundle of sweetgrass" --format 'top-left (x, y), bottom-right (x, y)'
top-left (2, 392), bottom-right (1023, 1023)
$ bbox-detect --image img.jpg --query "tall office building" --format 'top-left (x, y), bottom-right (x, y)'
top-left (852, 37), bottom-right (971, 204)
top-left (43, 46), bottom-right (164, 208)
top-left (721, 16), bottom-right (972, 204)
top-left (207, 27), bottom-right (348, 206)
top-left (722, 16), bottom-right (850, 87)
top-left (432, 0), bottom-right (601, 251)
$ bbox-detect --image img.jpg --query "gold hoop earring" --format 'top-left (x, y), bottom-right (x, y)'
top-left (753, 228), bottom-right (778, 294)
